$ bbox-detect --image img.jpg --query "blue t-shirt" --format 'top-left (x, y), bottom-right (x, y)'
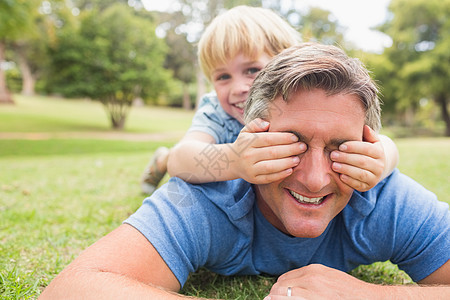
top-left (125, 169), bottom-right (450, 287)
top-left (187, 92), bottom-right (244, 144)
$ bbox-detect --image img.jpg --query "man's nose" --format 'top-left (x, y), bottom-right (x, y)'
top-left (293, 149), bottom-right (332, 193)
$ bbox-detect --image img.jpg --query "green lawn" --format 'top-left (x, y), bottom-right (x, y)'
top-left (0, 94), bottom-right (194, 133)
top-left (0, 95), bottom-right (449, 299)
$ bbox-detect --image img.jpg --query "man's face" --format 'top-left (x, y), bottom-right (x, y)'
top-left (255, 88), bottom-right (366, 238)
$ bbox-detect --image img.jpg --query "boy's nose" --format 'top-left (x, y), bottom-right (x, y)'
top-left (232, 79), bottom-right (251, 95)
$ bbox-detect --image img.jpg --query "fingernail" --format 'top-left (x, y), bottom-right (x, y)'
top-left (332, 162), bottom-right (342, 170)
top-left (339, 144), bottom-right (347, 151)
top-left (260, 121), bottom-right (269, 128)
top-left (330, 151), bottom-right (339, 159)
top-left (291, 134), bottom-right (298, 142)
top-left (299, 143), bottom-right (306, 150)
top-left (293, 156), bottom-right (299, 163)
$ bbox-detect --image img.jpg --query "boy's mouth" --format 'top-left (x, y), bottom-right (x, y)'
top-left (234, 102), bottom-right (245, 109)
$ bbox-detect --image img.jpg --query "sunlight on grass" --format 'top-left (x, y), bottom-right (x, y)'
top-left (0, 94), bottom-right (195, 133)
top-left (395, 138), bottom-right (450, 203)
top-left (0, 153), bottom-right (149, 297)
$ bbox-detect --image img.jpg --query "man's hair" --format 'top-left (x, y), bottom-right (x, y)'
top-left (198, 5), bottom-right (301, 80)
top-left (244, 43), bottom-right (382, 131)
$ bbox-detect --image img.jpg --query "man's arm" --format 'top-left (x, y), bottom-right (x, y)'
top-left (418, 259), bottom-right (450, 285)
top-left (265, 262), bottom-right (450, 300)
top-left (39, 224), bottom-right (195, 299)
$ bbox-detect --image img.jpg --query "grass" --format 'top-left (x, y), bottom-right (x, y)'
top-left (0, 95), bottom-right (449, 299)
top-left (0, 94), bottom-right (194, 133)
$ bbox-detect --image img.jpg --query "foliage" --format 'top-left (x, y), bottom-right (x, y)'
top-left (0, 0), bottom-right (39, 40)
top-left (289, 6), bottom-right (346, 47)
top-left (0, 0), bottom-right (41, 104)
top-left (47, 3), bottom-right (171, 129)
top-left (376, 0), bottom-right (450, 136)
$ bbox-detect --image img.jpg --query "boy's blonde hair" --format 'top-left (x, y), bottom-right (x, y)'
top-left (198, 5), bottom-right (301, 80)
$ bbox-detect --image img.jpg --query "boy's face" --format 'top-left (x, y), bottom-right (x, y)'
top-left (211, 53), bottom-right (271, 124)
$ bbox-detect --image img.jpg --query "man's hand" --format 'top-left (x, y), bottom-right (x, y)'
top-left (264, 264), bottom-right (384, 300)
top-left (231, 118), bottom-right (306, 184)
top-left (330, 125), bottom-right (385, 191)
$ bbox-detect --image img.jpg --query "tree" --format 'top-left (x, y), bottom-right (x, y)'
top-left (0, 0), bottom-right (40, 104)
top-left (297, 7), bottom-right (346, 47)
top-left (11, 9), bottom-right (54, 96)
top-left (155, 10), bottom-right (198, 110)
top-left (379, 0), bottom-right (450, 136)
top-left (48, 3), bottom-right (171, 129)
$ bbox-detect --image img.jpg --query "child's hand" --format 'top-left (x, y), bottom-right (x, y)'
top-left (330, 125), bottom-right (385, 191)
top-left (231, 118), bottom-right (306, 184)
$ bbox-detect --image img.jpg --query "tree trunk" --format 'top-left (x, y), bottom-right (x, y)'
top-left (103, 96), bottom-right (130, 130)
top-left (182, 83), bottom-right (191, 110)
top-left (16, 46), bottom-right (36, 96)
top-left (0, 41), bottom-right (14, 104)
top-left (436, 93), bottom-right (450, 137)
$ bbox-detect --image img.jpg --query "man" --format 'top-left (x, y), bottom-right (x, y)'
top-left (40, 43), bottom-right (450, 299)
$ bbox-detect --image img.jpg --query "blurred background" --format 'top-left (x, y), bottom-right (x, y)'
top-left (1, 0), bottom-right (449, 136)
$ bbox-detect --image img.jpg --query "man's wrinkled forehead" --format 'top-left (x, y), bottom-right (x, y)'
top-left (266, 91), bottom-right (366, 142)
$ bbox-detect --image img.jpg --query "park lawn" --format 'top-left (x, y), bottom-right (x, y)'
top-left (0, 94), bottom-right (195, 133)
top-left (0, 95), bottom-right (449, 298)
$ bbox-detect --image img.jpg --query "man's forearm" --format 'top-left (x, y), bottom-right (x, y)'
top-left (382, 284), bottom-right (450, 299)
top-left (39, 268), bottom-right (200, 300)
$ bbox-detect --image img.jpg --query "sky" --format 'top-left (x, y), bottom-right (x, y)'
top-left (141, 0), bottom-right (393, 53)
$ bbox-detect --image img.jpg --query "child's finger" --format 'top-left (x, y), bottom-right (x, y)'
top-left (242, 132), bottom-right (302, 149)
top-left (338, 174), bottom-right (372, 192)
top-left (254, 156), bottom-right (300, 175)
top-left (241, 118), bottom-right (270, 133)
top-left (336, 141), bottom-right (382, 159)
top-left (332, 163), bottom-right (377, 191)
top-left (330, 151), bottom-right (382, 171)
top-left (254, 142), bottom-right (305, 162)
top-left (250, 166), bottom-right (295, 184)
top-left (362, 125), bottom-right (379, 144)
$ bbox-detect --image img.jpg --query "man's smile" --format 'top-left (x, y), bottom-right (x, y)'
top-left (288, 189), bottom-right (327, 205)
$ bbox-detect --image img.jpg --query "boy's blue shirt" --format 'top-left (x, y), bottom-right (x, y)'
top-left (187, 92), bottom-right (243, 144)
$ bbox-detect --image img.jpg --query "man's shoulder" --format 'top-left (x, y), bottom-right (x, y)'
top-left (350, 169), bottom-right (439, 215)
top-left (373, 169), bottom-right (440, 208)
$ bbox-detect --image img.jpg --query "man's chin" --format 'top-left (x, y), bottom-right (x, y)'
top-left (284, 221), bottom-right (329, 238)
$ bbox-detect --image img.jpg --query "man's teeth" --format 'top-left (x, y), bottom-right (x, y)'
top-left (234, 102), bottom-right (245, 109)
top-left (289, 190), bottom-right (324, 204)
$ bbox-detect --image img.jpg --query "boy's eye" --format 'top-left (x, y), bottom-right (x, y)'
top-left (245, 67), bottom-right (261, 76)
top-left (215, 73), bottom-right (231, 81)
